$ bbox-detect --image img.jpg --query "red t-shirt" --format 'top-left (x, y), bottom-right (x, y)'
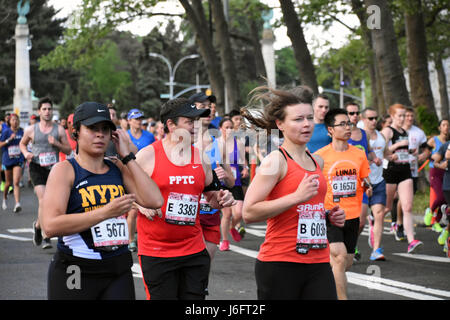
top-left (257, 148), bottom-right (330, 264)
top-left (137, 140), bottom-right (206, 258)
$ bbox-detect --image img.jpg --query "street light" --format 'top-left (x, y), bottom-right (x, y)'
top-left (149, 53), bottom-right (200, 99)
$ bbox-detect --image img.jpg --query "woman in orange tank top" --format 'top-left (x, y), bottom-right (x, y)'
top-left (242, 86), bottom-right (345, 300)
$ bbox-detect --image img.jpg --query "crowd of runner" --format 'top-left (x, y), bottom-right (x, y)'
top-left (0, 86), bottom-right (448, 300)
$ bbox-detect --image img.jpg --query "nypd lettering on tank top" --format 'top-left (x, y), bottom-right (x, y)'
top-left (58, 158), bottom-right (129, 260)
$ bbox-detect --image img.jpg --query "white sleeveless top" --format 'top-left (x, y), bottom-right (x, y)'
top-left (369, 130), bottom-right (386, 185)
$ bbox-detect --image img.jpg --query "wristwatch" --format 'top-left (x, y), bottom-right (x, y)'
top-left (121, 152), bottom-right (136, 165)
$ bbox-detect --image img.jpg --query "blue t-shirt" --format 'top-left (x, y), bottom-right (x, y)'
top-left (307, 123), bottom-right (331, 153)
top-left (1, 127), bottom-right (24, 166)
top-left (127, 130), bottom-right (155, 151)
top-left (349, 128), bottom-right (369, 158)
top-left (437, 141), bottom-right (450, 191)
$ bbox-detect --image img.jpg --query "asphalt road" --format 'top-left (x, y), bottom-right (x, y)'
top-left (0, 184), bottom-right (449, 301)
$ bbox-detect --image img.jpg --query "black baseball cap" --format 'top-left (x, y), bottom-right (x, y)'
top-left (73, 102), bottom-right (116, 130)
top-left (160, 101), bottom-right (210, 125)
top-left (189, 92), bottom-right (210, 104)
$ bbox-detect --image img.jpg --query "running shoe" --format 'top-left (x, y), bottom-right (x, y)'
top-left (230, 228), bottom-right (242, 242)
top-left (438, 229), bottom-right (449, 246)
top-left (368, 215), bottom-right (374, 249)
top-left (42, 238), bottom-right (52, 249)
top-left (395, 224), bottom-right (406, 241)
top-left (128, 240), bottom-right (137, 252)
top-left (423, 208), bottom-right (432, 226)
top-left (407, 240), bottom-right (423, 254)
top-left (390, 222), bottom-right (396, 234)
top-left (32, 221), bottom-right (42, 246)
top-left (219, 240), bottom-right (230, 251)
top-left (441, 205), bottom-right (449, 224)
top-left (354, 247), bottom-right (361, 262)
top-left (0, 181), bottom-right (4, 192)
top-left (370, 248), bottom-right (385, 261)
top-left (2, 199), bottom-right (6, 210)
top-left (431, 222), bottom-right (443, 233)
top-left (238, 226), bottom-right (246, 238)
top-left (13, 203), bottom-right (21, 213)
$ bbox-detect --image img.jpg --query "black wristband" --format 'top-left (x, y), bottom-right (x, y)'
top-left (203, 170), bottom-right (222, 192)
top-left (121, 152), bottom-right (136, 165)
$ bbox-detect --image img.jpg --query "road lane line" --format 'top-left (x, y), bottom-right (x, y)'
top-left (392, 253), bottom-right (450, 263)
top-left (7, 228), bottom-right (34, 233)
top-left (228, 244), bottom-right (450, 300)
top-left (0, 234), bottom-right (31, 241)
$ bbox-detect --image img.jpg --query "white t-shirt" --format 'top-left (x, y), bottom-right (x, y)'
top-left (368, 130), bottom-right (386, 185)
top-left (406, 125), bottom-right (427, 178)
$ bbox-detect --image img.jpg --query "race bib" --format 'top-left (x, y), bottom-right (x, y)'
top-left (8, 145), bottom-right (21, 158)
top-left (165, 192), bottom-right (199, 226)
top-left (395, 150), bottom-right (410, 164)
top-left (331, 175), bottom-right (357, 202)
top-left (39, 151), bottom-right (57, 167)
top-left (296, 207), bottom-right (327, 254)
top-left (199, 194), bottom-right (214, 214)
top-left (91, 215), bottom-right (129, 248)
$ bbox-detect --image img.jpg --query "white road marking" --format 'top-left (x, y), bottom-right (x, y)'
top-left (0, 234), bottom-right (31, 241)
top-left (7, 228), bottom-right (34, 233)
top-left (227, 244), bottom-right (450, 300)
top-left (392, 253), bottom-right (450, 263)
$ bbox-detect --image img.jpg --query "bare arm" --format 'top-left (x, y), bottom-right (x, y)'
top-left (19, 125), bottom-right (34, 161)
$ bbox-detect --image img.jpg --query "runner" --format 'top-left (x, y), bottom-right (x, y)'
top-left (126, 108), bottom-right (155, 252)
top-left (0, 113), bottom-right (25, 213)
top-left (361, 107), bottom-right (389, 260)
top-left (218, 117), bottom-right (247, 251)
top-left (242, 86), bottom-right (345, 300)
top-left (19, 97), bottom-right (72, 249)
top-left (423, 119), bottom-right (449, 231)
top-left (431, 138), bottom-right (450, 254)
top-left (305, 93), bottom-right (331, 153)
top-left (315, 108), bottom-right (372, 300)
top-left (135, 97), bottom-right (236, 300)
top-left (58, 113), bottom-right (77, 162)
top-left (345, 102), bottom-right (380, 261)
top-left (41, 101), bottom-right (163, 300)
top-left (381, 104), bottom-right (423, 253)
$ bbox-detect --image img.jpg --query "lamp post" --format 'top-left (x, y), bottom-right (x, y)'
top-left (149, 53), bottom-right (200, 99)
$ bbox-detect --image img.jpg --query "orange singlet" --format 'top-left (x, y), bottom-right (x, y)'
top-left (137, 140), bottom-right (206, 258)
top-left (257, 148), bottom-right (330, 264)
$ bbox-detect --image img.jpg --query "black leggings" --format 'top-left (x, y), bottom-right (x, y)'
top-left (255, 260), bottom-right (337, 300)
top-left (47, 251), bottom-right (135, 300)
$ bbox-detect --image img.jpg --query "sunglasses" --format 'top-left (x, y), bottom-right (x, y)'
top-left (367, 117), bottom-right (378, 121)
top-left (347, 111), bottom-right (360, 116)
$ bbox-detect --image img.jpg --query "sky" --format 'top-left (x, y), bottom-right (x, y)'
top-left (47, 0), bottom-right (359, 56)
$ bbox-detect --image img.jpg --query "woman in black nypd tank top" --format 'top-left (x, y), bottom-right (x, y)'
top-left (41, 102), bottom-right (163, 300)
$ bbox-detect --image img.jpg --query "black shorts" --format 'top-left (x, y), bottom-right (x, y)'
top-left (139, 249), bottom-right (210, 300)
top-left (230, 185), bottom-right (244, 201)
top-left (47, 250), bottom-right (135, 300)
top-left (327, 218), bottom-right (360, 254)
top-left (255, 260), bottom-right (337, 300)
top-left (29, 161), bottom-right (51, 187)
top-left (383, 165), bottom-right (411, 185)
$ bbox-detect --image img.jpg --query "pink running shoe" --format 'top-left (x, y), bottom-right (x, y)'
top-left (219, 240), bottom-right (230, 251)
top-left (230, 228), bottom-right (242, 242)
top-left (407, 240), bottom-right (423, 254)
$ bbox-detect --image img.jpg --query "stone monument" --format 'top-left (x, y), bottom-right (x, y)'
top-left (261, 10), bottom-right (276, 89)
top-left (13, 0), bottom-right (32, 127)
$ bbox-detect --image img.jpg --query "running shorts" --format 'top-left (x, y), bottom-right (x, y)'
top-left (327, 217), bottom-right (360, 254)
top-left (47, 250), bottom-right (135, 300)
top-left (368, 180), bottom-right (386, 207)
top-left (201, 224), bottom-right (221, 245)
top-left (29, 161), bottom-right (51, 187)
top-left (139, 249), bottom-right (210, 300)
top-left (254, 260), bottom-right (337, 300)
top-left (383, 166), bottom-right (411, 185)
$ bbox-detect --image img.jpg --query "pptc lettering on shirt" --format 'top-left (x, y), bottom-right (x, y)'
top-left (169, 176), bottom-right (195, 185)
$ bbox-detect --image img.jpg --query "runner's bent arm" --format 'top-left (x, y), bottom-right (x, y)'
top-left (41, 161), bottom-right (137, 238)
top-left (19, 125), bottom-right (33, 160)
top-left (243, 151), bottom-right (319, 224)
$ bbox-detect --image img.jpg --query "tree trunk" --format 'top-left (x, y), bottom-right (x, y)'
top-left (210, 0), bottom-right (239, 113)
top-left (434, 55), bottom-right (450, 120)
top-left (350, 0), bottom-right (384, 113)
top-left (250, 20), bottom-right (267, 80)
top-left (364, 0), bottom-right (411, 107)
top-left (179, 0), bottom-right (226, 114)
top-left (405, 0), bottom-right (437, 118)
top-left (279, 0), bottom-right (318, 94)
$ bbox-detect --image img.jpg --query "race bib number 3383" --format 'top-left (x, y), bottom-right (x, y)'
top-left (165, 192), bottom-right (199, 226)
